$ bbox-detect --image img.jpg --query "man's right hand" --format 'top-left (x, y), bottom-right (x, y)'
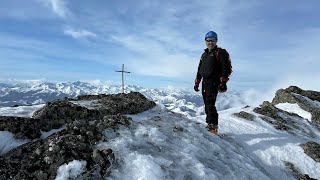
top-left (194, 85), bottom-right (199, 92)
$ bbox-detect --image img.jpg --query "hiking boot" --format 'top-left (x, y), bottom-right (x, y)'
top-left (207, 124), bottom-right (218, 135)
top-left (206, 124), bottom-right (218, 131)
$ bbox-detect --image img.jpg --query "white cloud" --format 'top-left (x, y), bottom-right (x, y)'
top-left (2, 0), bottom-right (319, 89)
top-left (0, 79), bottom-right (46, 86)
top-left (41, 0), bottom-right (70, 18)
top-left (111, 35), bottom-right (197, 79)
top-left (103, 1), bottom-right (248, 80)
top-left (64, 28), bottom-right (97, 39)
top-left (49, 0), bottom-right (69, 17)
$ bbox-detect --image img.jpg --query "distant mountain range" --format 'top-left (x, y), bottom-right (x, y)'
top-left (0, 81), bottom-right (247, 115)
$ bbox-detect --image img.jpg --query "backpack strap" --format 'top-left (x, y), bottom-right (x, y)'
top-left (215, 48), bottom-right (220, 62)
top-left (215, 47), bottom-right (232, 80)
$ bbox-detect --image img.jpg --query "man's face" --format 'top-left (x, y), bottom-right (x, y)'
top-left (205, 38), bottom-right (217, 50)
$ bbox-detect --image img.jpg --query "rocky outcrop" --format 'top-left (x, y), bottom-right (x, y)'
top-left (32, 99), bottom-right (101, 132)
top-left (284, 161), bottom-right (317, 180)
top-left (28, 92), bottom-right (156, 134)
top-left (251, 86), bottom-right (320, 138)
top-left (0, 116), bottom-right (42, 139)
top-left (72, 92), bottom-right (157, 115)
top-left (272, 86), bottom-right (320, 125)
top-left (300, 141), bottom-right (320, 162)
top-left (0, 114), bottom-right (130, 179)
top-left (1, 92), bottom-right (156, 141)
top-left (233, 111), bottom-right (255, 121)
top-left (0, 92), bottom-right (156, 179)
top-left (253, 101), bottom-right (302, 131)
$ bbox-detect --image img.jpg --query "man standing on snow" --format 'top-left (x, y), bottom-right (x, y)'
top-left (194, 31), bottom-right (231, 135)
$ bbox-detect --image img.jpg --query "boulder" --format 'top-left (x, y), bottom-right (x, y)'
top-left (272, 86), bottom-right (320, 125)
top-left (95, 92), bottom-right (156, 115)
top-left (0, 115), bottom-right (131, 179)
top-left (0, 116), bottom-right (42, 139)
top-left (284, 161), bottom-right (317, 180)
top-left (233, 111), bottom-right (255, 121)
top-left (300, 141), bottom-right (320, 162)
top-left (253, 101), bottom-right (302, 131)
top-left (32, 99), bottom-right (101, 132)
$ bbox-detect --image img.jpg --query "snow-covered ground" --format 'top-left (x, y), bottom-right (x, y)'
top-left (95, 105), bottom-right (320, 180)
top-left (0, 91), bottom-right (319, 179)
top-left (0, 104), bottom-right (45, 117)
top-left (276, 103), bottom-right (312, 121)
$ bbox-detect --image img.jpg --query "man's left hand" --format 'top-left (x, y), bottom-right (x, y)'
top-left (218, 83), bottom-right (227, 92)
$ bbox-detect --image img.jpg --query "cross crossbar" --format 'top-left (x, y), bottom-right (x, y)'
top-left (115, 64), bottom-right (130, 93)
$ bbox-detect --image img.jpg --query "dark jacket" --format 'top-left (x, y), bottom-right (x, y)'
top-left (195, 46), bottom-right (230, 83)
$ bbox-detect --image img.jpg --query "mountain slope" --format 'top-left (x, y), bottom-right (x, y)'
top-left (0, 84), bottom-right (319, 179)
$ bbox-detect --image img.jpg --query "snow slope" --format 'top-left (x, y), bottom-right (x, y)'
top-left (95, 105), bottom-right (319, 180)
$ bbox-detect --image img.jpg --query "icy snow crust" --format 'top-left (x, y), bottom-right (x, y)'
top-left (98, 106), bottom-right (272, 179)
top-left (95, 105), bottom-right (320, 180)
top-left (276, 103), bottom-right (312, 121)
top-left (0, 131), bottom-right (29, 155)
top-left (55, 160), bottom-right (87, 180)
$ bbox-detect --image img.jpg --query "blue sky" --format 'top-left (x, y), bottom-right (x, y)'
top-left (1, 0), bottom-right (320, 91)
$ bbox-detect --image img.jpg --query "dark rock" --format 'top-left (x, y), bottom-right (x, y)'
top-left (97, 92), bottom-right (156, 115)
top-left (0, 92), bottom-right (155, 179)
top-left (76, 94), bottom-right (109, 101)
top-left (32, 99), bottom-right (101, 132)
top-left (173, 126), bottom-right (183, 132)
top-left (233, 111), bottom-right (255, 121)
top-left (280, 86), bottom-right (320, 102)
top-left (102, 115), bottom-right (131, 130)
top-left (0, 116), bottom-right (42, 139)
top-left (298, 174), bottom-right (317, 180)
top-left (284, 161), bottom-right (317, 180)
top-left (31, 92), bottom-right (155, 132)
top-left (272, 86), bottom-right (320, 125)
top-left (284, 161), bottom-right (300, 179)
top-left (0, 114), bottom-right (131, 179)
top-left (253, 101), bottom-right (301, 131)
top-left (260, 116), bottom-right (291, 131)
top-left (151, 116), bottom-right (162, 121)
top-left (300, 141), bottom-right (320, 162)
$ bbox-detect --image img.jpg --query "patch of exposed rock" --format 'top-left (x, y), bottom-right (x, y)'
top-left (72, 92), bottom-right (156, 115)
top-left (233, 111), bottom-right (255, 121)
top-left (300, 141), bottom-right (320, 162)
top-left (0, 92), bottom-right (155, 179)
top-left (253, 101), bottom-right (303, 131)
top-left (0, 114), bottom-right (131, 179)
top-left (32, 99), bottom-right (101, 132)
top-left (272, 86), bottom-right (320, 125)
top-left (29, 91), bottom-right (156, 134)
top-left (0, 116), bottom-right (42, 139)
top-left (284, 161), bottom-right (317, 180)
top-left (1, 92), bottom-right (155, 141)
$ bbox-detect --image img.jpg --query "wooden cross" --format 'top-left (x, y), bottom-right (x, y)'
top-left (115, 64), bottom-right (130, 93)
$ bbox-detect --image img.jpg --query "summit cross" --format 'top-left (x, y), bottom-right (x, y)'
top-left (115, 64), bottom-right (130, 93)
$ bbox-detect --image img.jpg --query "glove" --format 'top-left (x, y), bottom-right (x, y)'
top-left (194, 84), bottom-right (199, 92)
top-left (218, 83), bottom-right (227, 92)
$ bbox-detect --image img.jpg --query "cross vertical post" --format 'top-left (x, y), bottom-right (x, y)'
top-left (115, 64), bottom-right (130, 93)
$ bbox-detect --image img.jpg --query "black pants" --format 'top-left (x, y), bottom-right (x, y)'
top-left (202, 79), bottom-right (219, 125)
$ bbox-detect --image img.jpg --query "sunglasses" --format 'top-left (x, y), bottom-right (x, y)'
top-left (205, 39), bottom-right (217, 42)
